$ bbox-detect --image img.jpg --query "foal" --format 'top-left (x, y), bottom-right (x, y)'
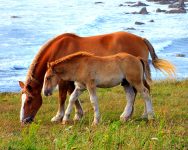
top-left (43, 52), bottom-right (154, 125)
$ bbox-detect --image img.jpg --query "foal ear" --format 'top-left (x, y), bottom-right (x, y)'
top-left (19, 81), bottom-right (25, 89)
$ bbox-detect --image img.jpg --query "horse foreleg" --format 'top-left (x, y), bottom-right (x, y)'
top-left (87, 84), bottom-right (100, 126)
top-left (62, 86), bottom-right (83, 124)
top-left (120, 85), bottom-right (137, 122)
top-left (68, 82), bottom-right (84, 121)
top-left (51, 81), bottom-right (69, 122)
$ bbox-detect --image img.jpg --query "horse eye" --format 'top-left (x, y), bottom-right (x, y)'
top-left (46, 77), bottom-right (51, 81)
top-left (27, 97), bottom-right (32, 104)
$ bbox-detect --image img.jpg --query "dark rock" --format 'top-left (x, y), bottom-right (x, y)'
top-left (156, 8), bottom-right (167, 12)
top-left (138, 7), bottom-right (149, 14)
top-left (130, 1), bottom-right (149, 7)
top-left (125, 27), bottom-right (136, 30)
top-left (94, 2), bottom-right (104, 4)
top-left (130, 7), bottom-right (149, 14)
top-left (149, 19), bottom-right (154, 22)
top-left (176, 53), bottom-right (186, 57)
top-left (166, 7), bottom-right (186, 13)
top-left (119, 4), bottom-right (124, 7)
top-left (11, 16), bottom-right (21, 18)
top-left (158, 0), bottom-right (172, 4)
top-left (169, 0), bottom-right (185, 8)
top-left (135, 21), bottom-right (145, 25)
top-left (124, 2), bottom-right (136, 4)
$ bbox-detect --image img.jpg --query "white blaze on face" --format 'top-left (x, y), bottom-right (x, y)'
top-left (20, 93), bottom-right (26, 122)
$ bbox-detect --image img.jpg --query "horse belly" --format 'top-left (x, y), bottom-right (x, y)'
top-left (96, 73), bottom-right (124, 88)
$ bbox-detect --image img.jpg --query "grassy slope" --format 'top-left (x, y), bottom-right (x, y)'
top-left (0, 80), bottom-right (187, 150)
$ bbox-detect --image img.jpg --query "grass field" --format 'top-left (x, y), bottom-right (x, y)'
top-left (0, 80), bottom-right (187, 150)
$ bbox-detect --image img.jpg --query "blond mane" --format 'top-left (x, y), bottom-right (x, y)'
top-left (50, 52), bottom-right (94, 67)
top-left (25, 33), bottom-right (79, 82)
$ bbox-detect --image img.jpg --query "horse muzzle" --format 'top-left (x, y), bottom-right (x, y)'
top-left (21, 116), bottom-right (34, 125)
top-left (44, 89), bottom-right (52, 96)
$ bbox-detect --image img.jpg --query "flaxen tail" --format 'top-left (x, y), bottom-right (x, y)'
top-left (139, 58), bottom-right (152, 85)
top-left (143, 38), bottom-right (176, 77)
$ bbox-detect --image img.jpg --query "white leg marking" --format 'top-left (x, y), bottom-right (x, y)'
top-left (120, 86), bottom-right (135, 122)
top-left (141, 88), bottom-right (155, 120)
top-left (63, 87), bottom-right (83, 122)
top-left (20, 94), bottom-right (26, 122)
top-left (51, 107), bottom-right (65, 122)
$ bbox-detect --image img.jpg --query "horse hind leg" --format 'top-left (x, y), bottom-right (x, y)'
top-left (141, 80), bottom-right (151, 119)
top-left (120, 85), bottom-right (137, 122)
top-left (140, 86), bottom-right (155, 120)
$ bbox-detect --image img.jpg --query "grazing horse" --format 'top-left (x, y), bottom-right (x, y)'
top-left (18, 31), bottom-right (175, 124)
top-left (43, 52), bottom-right (154, 125)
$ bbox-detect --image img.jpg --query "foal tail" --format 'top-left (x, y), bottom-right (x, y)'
top-left (143, 38), bottom-right (176, 77)
top-left (139, 58), bottom-right (152, 85)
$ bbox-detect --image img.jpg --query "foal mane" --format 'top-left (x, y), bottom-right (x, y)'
top-left (49, 52), bottom-right (94, 67)
top-left (25, 33), bottom-right (79, 83)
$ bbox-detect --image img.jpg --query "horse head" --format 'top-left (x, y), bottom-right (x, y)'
top-left (43, 63), bottom-right (60, 97)
top-left (19, 78), bottom-right (42, 124)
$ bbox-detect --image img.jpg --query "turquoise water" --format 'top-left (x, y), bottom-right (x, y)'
top-left (0, 0), bottom-right (188, 92)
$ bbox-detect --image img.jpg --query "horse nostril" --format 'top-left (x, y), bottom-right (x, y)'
top-left (44, 89), bottom-right (52, 96)
top-left (23, 116), bottom-right (33, 124)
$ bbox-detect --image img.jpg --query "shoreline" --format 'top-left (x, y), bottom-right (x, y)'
top-left (1, 79), bottom-right (187, 93)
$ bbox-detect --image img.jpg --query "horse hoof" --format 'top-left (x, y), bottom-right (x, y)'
top-left (73, 113), bottom-right (83, 121)
top-left (141, 114), bottom-right (148, 119)
top-left (120, 116), bottom-right (130, 122)
top-left (92, 121), bottom-right (99, 126)
top-left (51, 116), bottom-right (63, 123)
top-left (62, 120), bottom-right (74, 125)
top-left (148, 113), bottom-right (155, 120)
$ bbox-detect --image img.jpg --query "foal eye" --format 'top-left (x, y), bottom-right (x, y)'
top-left (46, 77), bottom-right (51, 81)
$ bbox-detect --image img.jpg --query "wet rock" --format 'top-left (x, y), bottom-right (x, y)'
top-left (124, 2), bottom-right (136, 4)
top-left (156, 8), bottom-right (167, 12)
top-left (139, 7), bottom-right (149, 14)
top-left (125, 27), bottom-right (136, 30)
top-left (135, 21), bottom-right (145, 25)
top-left (176, 53), bottom-right (186, 57)
top-left (146, 0), bottom-right (171, 3)
top-left (94, 2), bottom-right (104, 4)
top-left (158, 0), bottom-right (172, 4)
top-left (169, 0), bottom-right (185, 8)
top-left (130, 1), bottom-right (149, 7)
top-left (131, 7), bottom-right (149, 14)
top-left (11, 16), bottom-right (21, 18)
top-left (166, 7), bottom-right (186, 13)
top-left (119, 4), bottom-right (125, 7)
top-left (149, 19), bottom-right (154, 22)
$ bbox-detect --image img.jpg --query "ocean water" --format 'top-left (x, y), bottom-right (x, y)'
top-left (0, 0), bottom-right (188, 92)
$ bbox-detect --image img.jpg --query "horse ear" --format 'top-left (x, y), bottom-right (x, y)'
top-left (19, 81), bottom-right (25, 89)
top-left (47, 62), bottom-right (52, 69)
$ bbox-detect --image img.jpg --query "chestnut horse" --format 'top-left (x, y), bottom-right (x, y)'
top-left (43, 52), bottom-right (154, 125)
top-left (19, 31), bottom-right (175, 124)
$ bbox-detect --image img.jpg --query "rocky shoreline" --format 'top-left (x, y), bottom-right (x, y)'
top-left (119, 0), bottom-right (188, 14)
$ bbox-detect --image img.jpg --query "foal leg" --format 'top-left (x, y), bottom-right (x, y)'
top-left (120, 85), bottom-right (137, 122)
top-left (68, 82), bottom-right (84, 121)
top-left (140, 87), bottom-right (155, 120)
top-left (62, 86), bottom-right (83, 124)
top-left (51, 81), bottom-right (69, 122)
top-left (87, 84), bottom-right (100, 126)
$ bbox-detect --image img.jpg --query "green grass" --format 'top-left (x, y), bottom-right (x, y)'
top-left (0, 80), bottom-right (187, 150)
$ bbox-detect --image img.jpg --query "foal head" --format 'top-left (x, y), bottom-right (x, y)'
top-left (43, 63), bottom-right (60, 96)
